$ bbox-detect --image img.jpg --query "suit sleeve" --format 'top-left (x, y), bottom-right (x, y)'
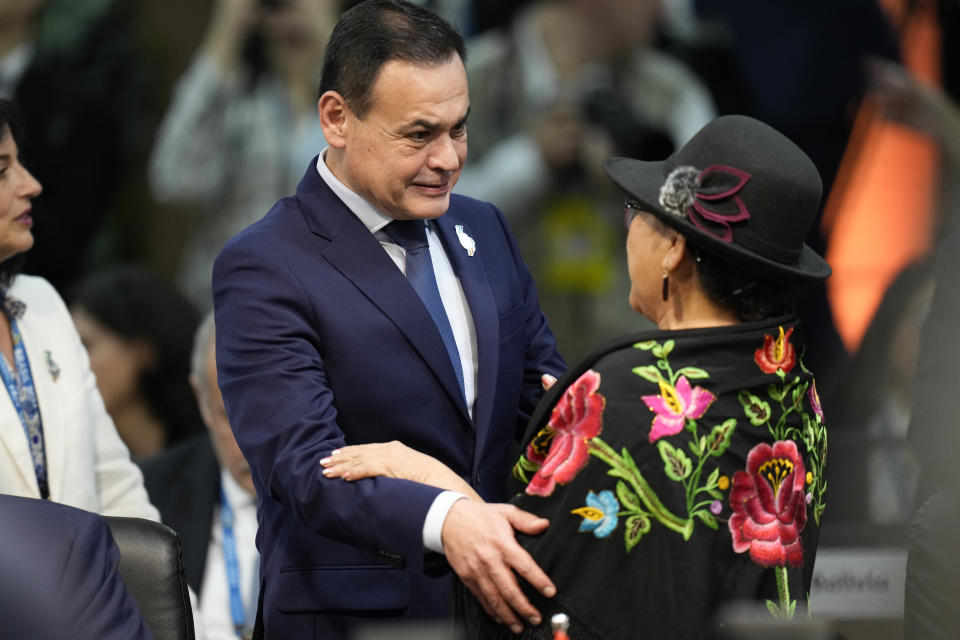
top-left (213, 240), bottom-right (442, 569)
top-left (490, 204), bottom-right (566, 439)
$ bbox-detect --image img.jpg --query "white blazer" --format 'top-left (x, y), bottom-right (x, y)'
top-left (0, 275), bottom-right (158, 520)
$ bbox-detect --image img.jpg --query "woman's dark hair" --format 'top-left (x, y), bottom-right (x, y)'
top-left (0, 99), bottom-right (29, 288)
top-left (318, 0), bottom-right (467, 118)
top-left (69, 266), bottom-right (203, 447)
top-left (692, 248), bottom-right (810, 323)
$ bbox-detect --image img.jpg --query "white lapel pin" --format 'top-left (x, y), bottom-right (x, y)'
top-left (455, 225), bottom-right (476, 257)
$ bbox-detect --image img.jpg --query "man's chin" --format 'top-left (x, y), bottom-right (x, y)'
top-left (406, 193), bottom-right (452, 219)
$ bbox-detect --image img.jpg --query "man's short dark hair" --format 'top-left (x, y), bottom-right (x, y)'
top-left (318, 0), bottom-right (467, 119)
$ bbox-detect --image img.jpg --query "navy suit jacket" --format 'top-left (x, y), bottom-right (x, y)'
top-left (0, 494), bottom-right (154, 639)
top-left (213, 160), bottom-right (564, 637)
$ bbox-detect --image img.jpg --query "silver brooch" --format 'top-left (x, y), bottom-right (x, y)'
top-left (46, 351), bottom-right (60, 382)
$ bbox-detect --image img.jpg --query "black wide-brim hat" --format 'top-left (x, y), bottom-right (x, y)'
top-left (605, 114), bottom-right (831, 284)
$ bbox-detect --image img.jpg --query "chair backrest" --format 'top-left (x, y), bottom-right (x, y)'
top-left (104, 516), bottom-right (196, 640)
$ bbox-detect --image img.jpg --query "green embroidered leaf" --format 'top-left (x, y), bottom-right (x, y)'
top-left (512, 465), bottom-right (528, 483)
top-left (651, 345), bottom-right (665, 359)
top-left (706, 419), bottom-right (737, 457)
top-left (632, 365), bottom-right (661, 383)
top-left (620, 447), bottom-right (644, 479)
top-left (634, 340), bottom-right (657, 351)
top-left (767, 383), bottom-right (783, 401)
top-left (657, 440), bottom-right (692, 481)
top-left (802, 415), bottom-right (816, 451)
top-left (688, 440), bottom-right (701, 457)
top-left (705, 466), bottom-right (719, 490)
top-left (616, 480), bottom-right (642, 513)
top-left (676, 366), bottom-right (709, 380)
top-left (766, 600), bottom-right (780, 617)
top-left (518, 456), bottom-right (540, 472)
top-left (699, 435), bottom-right (707, 452)
top-left (707, 486), bottom-right (723, 500)
top-left (661, 339), bottom-right (675, 357)
top-left (624, 514), bottom-right (651, 552)
top-left (792, 381), bottom-right (809, 408)
top-left (695, 510), bottom-right (718, 529)
top-left (738, 390), bottom-right (771, 426)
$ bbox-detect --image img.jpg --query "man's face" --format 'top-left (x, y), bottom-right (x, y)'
top-left (337, 55), bottom-right (469, 220)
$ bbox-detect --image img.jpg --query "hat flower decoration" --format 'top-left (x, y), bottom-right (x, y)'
top-left (658, 165), bottom-right (752, 242)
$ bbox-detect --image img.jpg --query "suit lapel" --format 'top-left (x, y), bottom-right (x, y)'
top-left (434, 215), bottom-right (498, 453)
top-left (310, 186), bottom-right (471, 423)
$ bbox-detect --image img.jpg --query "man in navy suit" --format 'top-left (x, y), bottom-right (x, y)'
top-left (0, 494), bottom-right (153, 640)
top-left (212, 1), bottom-right (566, 637)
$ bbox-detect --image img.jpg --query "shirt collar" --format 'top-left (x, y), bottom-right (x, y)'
top-left (315, 149), bottom-right (394, 234)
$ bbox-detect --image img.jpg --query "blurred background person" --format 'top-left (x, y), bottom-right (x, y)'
top-left (0, 0), bottom-right (145, 293)
top-left (141, 312), bottom-right (258, 640)
top-left (148, 0), bottom-right (340, 308)
top-left (70, 265), bottom-right (204, 461)
top-left (0, 98), bottom-right (157, 521)
top-left (455, 0), bottom-right (716, 361)
top-left (859, 52), bottom-right (960, 640)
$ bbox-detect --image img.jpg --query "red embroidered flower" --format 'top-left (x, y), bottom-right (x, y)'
top-left (728, 440), bottom-right (807, 568)
top-left (754, 326), bottom-right (796, 375)
top-left (526, 370), bottom-right (606, 497)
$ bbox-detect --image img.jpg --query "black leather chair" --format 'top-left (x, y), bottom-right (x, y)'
top-left (105, 517), bottom-right (196, 640)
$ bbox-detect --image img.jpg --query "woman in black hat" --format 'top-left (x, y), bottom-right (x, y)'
top-left (323, 115), bottom-right (831, 639)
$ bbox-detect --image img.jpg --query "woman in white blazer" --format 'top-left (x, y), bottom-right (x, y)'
top-left (0, 99), bottom-right (157, 520)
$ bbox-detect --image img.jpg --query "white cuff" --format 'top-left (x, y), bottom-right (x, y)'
top-left (422, 491), bottom-right (469, 554)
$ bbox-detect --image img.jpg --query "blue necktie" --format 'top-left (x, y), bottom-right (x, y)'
top-left (385, 220), bottom-right (465, 398)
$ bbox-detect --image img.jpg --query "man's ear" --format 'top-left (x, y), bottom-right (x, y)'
top-left (318, 91), bottom-right (349, 149)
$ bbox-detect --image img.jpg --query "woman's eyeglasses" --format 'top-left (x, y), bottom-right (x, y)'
top-left (623, 199), bottom-right (644, 230)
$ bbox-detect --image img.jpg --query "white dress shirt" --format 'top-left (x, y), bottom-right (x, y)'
top-left (199, 470), bottom-right (259, 640)
top-left (316, 152), bottom-right (471, 552)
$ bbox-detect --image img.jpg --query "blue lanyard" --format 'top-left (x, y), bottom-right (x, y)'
top-left (0, 318), bottom-right (47, 498)
top-left (220, 485), bottom-right (252, 638)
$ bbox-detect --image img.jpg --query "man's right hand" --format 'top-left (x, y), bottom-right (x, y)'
top-left (441, 500), bottom-right (555, 635)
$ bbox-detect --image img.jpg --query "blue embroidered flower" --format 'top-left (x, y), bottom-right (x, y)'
top-left (571, 490), bottom-right (619, 538)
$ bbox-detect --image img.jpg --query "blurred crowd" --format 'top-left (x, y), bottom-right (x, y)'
top-left (1, 0), bottom-right (959, 635)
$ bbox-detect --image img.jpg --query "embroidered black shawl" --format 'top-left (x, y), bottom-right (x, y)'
top-left (458, 316), bottom-right (827, 639)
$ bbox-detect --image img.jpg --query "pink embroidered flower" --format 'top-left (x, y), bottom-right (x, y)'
top-left (728, 440), bottom-right (807, 568)
top-left (754, 326), bottom-right (796, 375)
top-left (808, 381), bottom-right (823, 423)
top-left (641, 375), bottom-right (715, 443)
top-left (526, 370), bottom-right (606, 497)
